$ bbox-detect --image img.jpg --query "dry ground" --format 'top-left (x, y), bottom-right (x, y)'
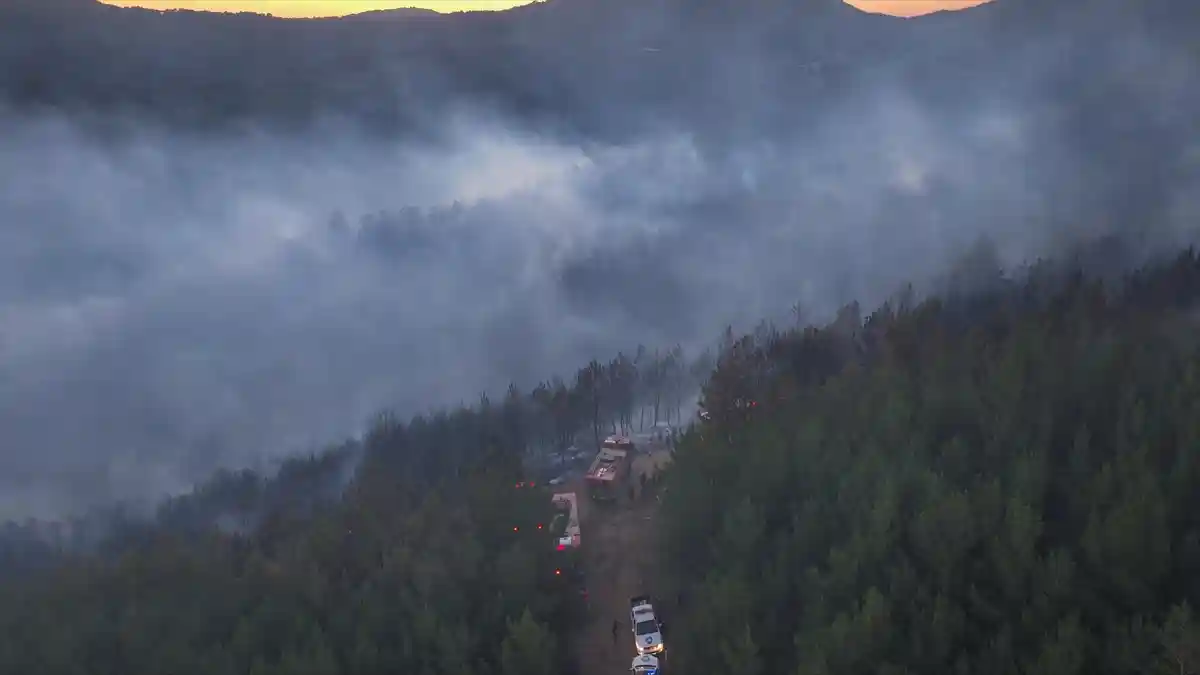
top-left (569, 446), bottom-right (672, 675)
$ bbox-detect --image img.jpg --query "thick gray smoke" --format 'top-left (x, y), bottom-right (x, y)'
top-left (1, 0), bottom-right (1198, 520)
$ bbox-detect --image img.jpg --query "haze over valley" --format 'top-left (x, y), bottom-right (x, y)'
top-left (1, 0), bottom-right (1197, 519)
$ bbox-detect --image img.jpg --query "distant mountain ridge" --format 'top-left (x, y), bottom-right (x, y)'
top-left (337, 6), bottom-right (441, 21)
top-left (2, 0), bottom-right (1194, 141)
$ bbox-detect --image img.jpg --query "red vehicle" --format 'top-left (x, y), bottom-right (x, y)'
top-left (585, 436), bottom-right (635, 502)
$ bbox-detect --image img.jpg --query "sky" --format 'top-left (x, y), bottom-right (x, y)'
top-left (100, 0), bottom-right (994, 18)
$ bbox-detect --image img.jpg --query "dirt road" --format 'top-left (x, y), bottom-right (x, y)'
top-left (570, 447), bottom-right (671, 675)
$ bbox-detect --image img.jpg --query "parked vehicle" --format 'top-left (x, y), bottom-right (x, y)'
top-left (584, 436), bottom-right (635, 502)
top-left (631, 654), bottom-right (660, 674)
top-left (550, 492), bottom-right (581, 550)
top-left (629, 595), bottom-right (665, 655)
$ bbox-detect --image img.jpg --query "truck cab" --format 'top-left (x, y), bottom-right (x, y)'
top-left (602, 435), bottom-right (637, 454)
top-left (629, 595), bottom-right (665, 655)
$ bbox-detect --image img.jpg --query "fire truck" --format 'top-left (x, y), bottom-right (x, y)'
top-left (584, 436), bottom-right (635, 502)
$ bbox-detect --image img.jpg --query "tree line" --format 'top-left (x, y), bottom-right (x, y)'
top-left (0, 340), bottom-right (708, 555)
top-left (0, 398), bottom-right (574, 674)
top-left (0, 330), bottom-right (710, 673)
top-left (656, 247), bottom-right (1200, 675)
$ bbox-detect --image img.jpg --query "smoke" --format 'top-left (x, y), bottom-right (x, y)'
top-left (1, 1), bottom-right (1198, 520)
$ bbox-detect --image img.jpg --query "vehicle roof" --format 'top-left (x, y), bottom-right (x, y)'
top-left (586, 448), bottom-right (628, 480)
top-left (602, 435), bottom-right (636, 448)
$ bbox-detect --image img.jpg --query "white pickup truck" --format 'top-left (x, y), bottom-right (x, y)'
top-left (630, 653), bottom-right (660, 674)
top-left (629, 595), bottom-right (665, 655)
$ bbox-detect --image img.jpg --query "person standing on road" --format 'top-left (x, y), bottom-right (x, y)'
top-left (612, 619), bottom-right (620, 644)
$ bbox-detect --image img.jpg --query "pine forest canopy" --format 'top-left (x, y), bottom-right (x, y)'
top-left (0, 242), bottom-right (1198, 673)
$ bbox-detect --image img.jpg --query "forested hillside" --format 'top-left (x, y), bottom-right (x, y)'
top-left (0, 345), bottom-right (703, 674)
top-left (0, 425), bottom-right (573, 675)
top-left (6, 244), bottom-right (1200, 673)
top-left (659, 247), bottom-right (1200, 675)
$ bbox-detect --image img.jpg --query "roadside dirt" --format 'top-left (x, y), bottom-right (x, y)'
top-left (570, 446), bottom-right (672, 675)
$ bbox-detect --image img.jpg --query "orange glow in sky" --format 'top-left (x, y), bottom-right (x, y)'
top-left (100, 0), bottom-right (993, 19)
top-left (849, 0), bottom-right (991, 16)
